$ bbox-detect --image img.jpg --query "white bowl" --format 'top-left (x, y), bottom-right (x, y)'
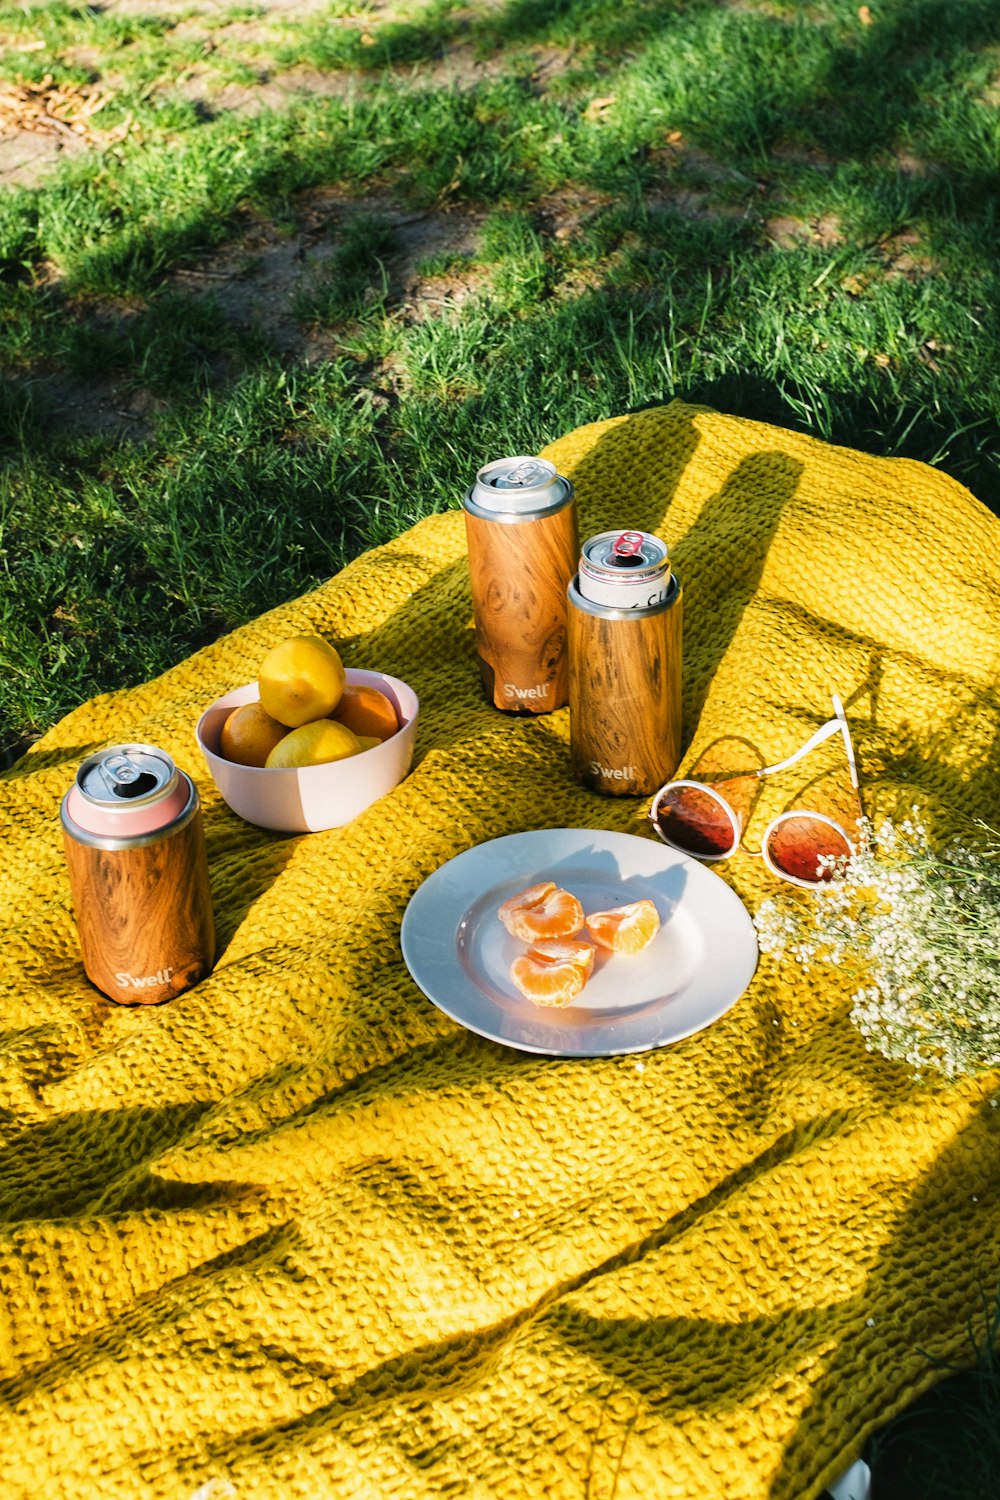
top-left (195, 669), bottom-right (419, 833)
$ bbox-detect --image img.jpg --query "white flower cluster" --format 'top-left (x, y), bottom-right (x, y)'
top-left (754, 814), bottom-right (1000, 1079)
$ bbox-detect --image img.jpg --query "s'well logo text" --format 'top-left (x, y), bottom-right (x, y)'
top-left (115, 967), bottom-right (174, 990)
top-left (503, 682), bottom-right (550, 702)
top-left (591, 762), bottom-right (636, 781)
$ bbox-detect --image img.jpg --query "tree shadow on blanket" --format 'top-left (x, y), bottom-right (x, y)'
top-left (558, 407), bottom-right (805, 750)
top-left (0, 1101), bottom-right (260, 1221)
top-left (539, 1088), bottom-right (1000, 1500)
top-left (669, 449), bottom-right (805, 740)
top-left (679, 374), bottom-right (1000, 522)
top-left (0, 1212), bottom-right (295, 1413)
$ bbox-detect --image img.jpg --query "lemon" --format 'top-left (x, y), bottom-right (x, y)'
top-left (264, 718), bottom-right (362, 769)
top-left (258, 636), bottom-right (346, 728)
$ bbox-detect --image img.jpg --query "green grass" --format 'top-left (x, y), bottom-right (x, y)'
top-left (0, 0), bottom-right (997, 767)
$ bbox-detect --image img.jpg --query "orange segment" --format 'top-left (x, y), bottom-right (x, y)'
top-left (509, 938), bottom-right (595, 1008)
top-left (585, 899), bottom-right (660, 954)
top-left (498, 882), bottom-right (585, 941)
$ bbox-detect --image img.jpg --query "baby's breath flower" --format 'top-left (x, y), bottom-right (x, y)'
top-left (754, 813), bottom-right (1000, 1080)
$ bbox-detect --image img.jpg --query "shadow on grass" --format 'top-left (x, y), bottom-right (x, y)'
top-left (681, 373), bottom-right (1000, 520)
top-left (866, 1297), bottom-right (1000, 1499)
top-left (1, 0), bottom-right (998, 745)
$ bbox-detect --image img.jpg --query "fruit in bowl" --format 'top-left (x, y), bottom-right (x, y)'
top-left (219, 702), bottom-right (289, 768)
top-left (196, 636), bottom-right (419, 833)
top-left (216, 636), bottom-right (402, 770)
top-left (263, 719), bottom-right (367, 769)
top-left (258, 635), bottom-right (346, 728)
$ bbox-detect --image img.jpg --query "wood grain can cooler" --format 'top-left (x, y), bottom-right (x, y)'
top-left (462, 455), bottom-right (578, 714)
top-left (568, 530), bottom-right (683, 796)
top-left (60, 745), bottom-right (216, 1005)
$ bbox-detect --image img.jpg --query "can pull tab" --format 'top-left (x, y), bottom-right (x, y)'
top-left (610, 531), bottom-right (646, 567)
top-left (100, 752), bottom-right (158, 800)
top-left (494, 459), bottom-right (550, 490)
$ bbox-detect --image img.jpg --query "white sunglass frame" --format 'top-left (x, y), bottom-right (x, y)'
top-left (649, 694), bottom-right (861, 889)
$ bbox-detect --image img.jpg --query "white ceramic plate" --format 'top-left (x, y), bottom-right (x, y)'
top-left (400, 828), bottom-right (759, 1056)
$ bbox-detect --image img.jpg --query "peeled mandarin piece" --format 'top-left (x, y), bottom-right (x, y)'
top-left (585, 899), bottom-right (660, 954)
top-left (499, 881), bottom-right (555, 935)
top-left (258, 635), bottom-right (346, 727)
top-left (331, 683), bottom-right (399, 741)
top-left (264, 718), bottom-right (362, 768)
top-left (219, 701), bottom-right (289, 767)
top-left (497, 882), bottom-right (585, 942)
top-left (509, 938), bottom-right (595, 1008)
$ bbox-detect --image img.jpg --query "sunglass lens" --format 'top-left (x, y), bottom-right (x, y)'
top-left (653, 786), bottom-right (737, 858)
top-left (766, 815), bottom-right (851, 885)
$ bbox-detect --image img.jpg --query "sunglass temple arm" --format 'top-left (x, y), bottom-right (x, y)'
top-left (755, 716), bottom-right (855, 783)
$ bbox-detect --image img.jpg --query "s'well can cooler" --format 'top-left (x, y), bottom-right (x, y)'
top-left (462, 456), bottom-right (578, 713)
top-left (60, 745), bottom-right (216, 1005)
top-left (568, 530), bottom-right (683, 796)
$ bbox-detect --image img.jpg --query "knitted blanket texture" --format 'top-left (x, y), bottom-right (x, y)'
top-left (2, 400), bottom-right (1000, 1500)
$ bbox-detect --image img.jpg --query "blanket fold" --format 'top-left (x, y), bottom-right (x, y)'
top-left (1, 400), bottom-right (999, 1499)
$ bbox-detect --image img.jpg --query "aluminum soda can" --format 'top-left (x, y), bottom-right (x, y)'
top-left (568, 530), bottom-right (683, 796)
top-left (60, 744), bottom-right (216, 1005)
top-left (578, 529), bottom-right (672, 610)
top-left (462, 456), bottom-right (578, 714)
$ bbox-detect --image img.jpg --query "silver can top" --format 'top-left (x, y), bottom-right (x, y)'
top-left (463, 455), bottom-right (574, 519)
top-left (76, 744), bottom-right (179, 810)
top-left (578, 529), bottom-right (671, 610)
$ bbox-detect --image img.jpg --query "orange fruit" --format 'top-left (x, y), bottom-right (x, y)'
top-left (498, 882), bottom-right (585, 941)
top-left (585, 899), bottom-right (660, 955)
top-left (264, 718), bottom-right (362, 768)
top-left (219, 701), bottom-right (290, 767)
top-left (331, 683), bottom-right (399, 741)
top-left (258, 635), bottom-right (346, 727)
top-left (510, 938), bottom-right (595, 1008)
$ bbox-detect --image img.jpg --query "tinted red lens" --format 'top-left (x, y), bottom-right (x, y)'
top-left (654, 786), bottom-right (737, 858)
top-left (766, 815), bottom-right (851, 884)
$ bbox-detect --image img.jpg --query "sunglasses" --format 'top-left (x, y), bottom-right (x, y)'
top-left (648, 694), bottom-right (862, 888)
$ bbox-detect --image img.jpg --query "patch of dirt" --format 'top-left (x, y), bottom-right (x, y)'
top-left (180, 68), bottom-right (359, 118)
top-left (649, 186), bottom-right (756, 223)
top-left (19, 188), bottom-right (495, 439)
top-left (534, 187), bottom-right (613, 241)
top-left (27, 370), bottom-right (169, 442)
top-left (765, 212), bottom-right (845, 249)
top-left (654, 135), bottom-right (762, 189)
top-left (170, 189), bottom-right (491, 346)
top-left (0, 73), bottom-right (132, 184)
top-left (17, 172), bottom-right (625, 439)
top-left (0, 126), bottom-right (88, 184)
top-left (0, 0), bottom-right (538, 187)
top-left (170, 34), bottom-right (573, 123)
top-left (877, 228), bottom-right (938, 279)
top-left (891, 149), bottom-right (938, 178)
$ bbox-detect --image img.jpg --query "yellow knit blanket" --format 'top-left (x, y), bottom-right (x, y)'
top-left (2, 401), bottom-right (999, 1499)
